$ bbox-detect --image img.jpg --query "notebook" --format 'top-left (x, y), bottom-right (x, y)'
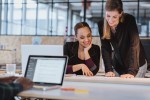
top-left (24, 55), bottom-right (68, 90)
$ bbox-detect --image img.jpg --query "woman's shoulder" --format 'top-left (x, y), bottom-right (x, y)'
top-left (90, 44), bottom-right (100, 56)
top-left (123, 13), bottom-right (135, 21)
top-left (92, 44), bottom-right (100, 50)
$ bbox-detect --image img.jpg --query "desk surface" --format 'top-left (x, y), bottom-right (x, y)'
top-left (18, 78), bottom-right (150, 100)
top-left (0, 69), bottom-right (21, 73)
top-left (64, 75), bottom-right (150, 86)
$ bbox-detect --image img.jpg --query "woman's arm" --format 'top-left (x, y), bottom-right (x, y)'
top-left (66, 64), bottom-right (86, 74)
top-left (84, 45), bottom-right (101, 75)
top-left (64, 42), bottom-right (74, 74)
top-left (66, 64), bottom-right (93, 76)
top-left (64, 42), bottom-right (93, 76)
top-left (127, 15), bottom-right (141, 76)
top-left (98, 21), bottom-right (113, 73)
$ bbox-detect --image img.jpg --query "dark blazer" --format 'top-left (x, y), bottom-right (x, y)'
top-left (98, 13), bottom-right (146, 76)
top-left (64, 41), bottom-right (100, 75)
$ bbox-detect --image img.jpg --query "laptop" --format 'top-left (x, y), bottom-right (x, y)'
top-left (24, 55), bottom-right (68, 90)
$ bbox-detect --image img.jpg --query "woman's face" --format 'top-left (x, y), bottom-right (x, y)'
top-left (76, 27), bottom-right (92, 48)
top-left (105, 10), bottom-right (122, 28)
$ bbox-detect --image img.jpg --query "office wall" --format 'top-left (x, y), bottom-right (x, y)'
top-left (0, 36), bottom-right (101, 65)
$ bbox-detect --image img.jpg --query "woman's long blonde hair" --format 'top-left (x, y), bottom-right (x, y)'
top-left (102, 0), bottom-right (124, 39)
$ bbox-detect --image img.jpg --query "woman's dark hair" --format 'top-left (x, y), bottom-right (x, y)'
top-left (74, 22), bottom-right (91, 36)
top-left (105, 0), bottom-right (123, 13)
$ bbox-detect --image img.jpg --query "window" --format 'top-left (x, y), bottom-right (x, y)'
top-left (0, 0), bottom-right (150, 37)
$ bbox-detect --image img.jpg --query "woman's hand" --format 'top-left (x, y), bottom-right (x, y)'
top-left (84, 44), bottom-right (92, 60)
top-left (81, 64), bottom-right (93, 76)
top-left (120, 74), bottom-right (134, 78)
top-left (105, 72), bottom-right (115, 77)
top-left (73, 64), bottom-right (93, 76)
top-left (84, 43), bottom-right (92, 53)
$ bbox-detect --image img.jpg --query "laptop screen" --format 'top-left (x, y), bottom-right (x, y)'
top-left (25, 55), bottom-right (68, 85)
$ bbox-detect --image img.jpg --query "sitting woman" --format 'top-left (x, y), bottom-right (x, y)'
top-left (64, 22), bottom-right (100, 76)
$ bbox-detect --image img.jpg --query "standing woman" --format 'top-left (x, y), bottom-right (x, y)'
top-left (64, 22), bottom-right (100, 76)
top-left (98, 0), bottom-right (147, 78)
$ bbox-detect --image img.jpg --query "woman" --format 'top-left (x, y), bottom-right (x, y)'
top-left (64, 22), bottom-right (100, 76)
top-left (98, 0), bottom-right (147, 78)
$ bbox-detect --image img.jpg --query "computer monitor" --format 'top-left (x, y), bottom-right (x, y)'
top-left (21, 45), bottom-right (63, 75)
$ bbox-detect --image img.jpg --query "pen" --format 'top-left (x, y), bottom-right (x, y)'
top-left (61, 88), bottom-right (75, 91)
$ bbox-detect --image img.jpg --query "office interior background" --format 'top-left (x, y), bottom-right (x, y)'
top-left (0, 0), bottom-right (150, 68)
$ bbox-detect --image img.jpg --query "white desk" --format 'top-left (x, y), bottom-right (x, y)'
top-left (18, 80), bottom-right (150, 100)
top-left (64, 75), bottom-right (150, 86)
